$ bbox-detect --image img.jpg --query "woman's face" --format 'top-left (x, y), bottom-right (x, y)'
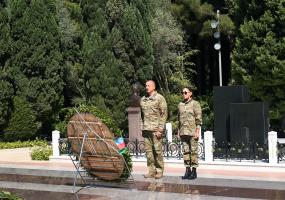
top-left (181, 88), bottom-right (192, 100)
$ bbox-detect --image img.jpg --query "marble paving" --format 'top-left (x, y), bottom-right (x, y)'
top-left (0, 148), bottom-right (285, 199)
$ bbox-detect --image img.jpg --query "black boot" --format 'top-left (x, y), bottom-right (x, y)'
top-left (181, 167), bottom-right (191, 179)
top-left (189, 167), bottom-right (197, 180)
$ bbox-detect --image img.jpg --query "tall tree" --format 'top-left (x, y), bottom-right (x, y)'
top-left (0, 1), bottom-right (9, 69)
top-left (57, 0), bottom-right (83, 107)
top-left (80, 0), bottom-right (131, 128)
top-left (0, 1), bottom-right (14, 132)
top-left (0, 1), bottom-right (13, 132)
top-left (150, 0), bottom-right (195, 127)
top-left (151, 0), bottom-right (190, 93)
top-left (80, 0), bottom-right (199, 129)
top-left (108, 0), bottom-right (154, 83)
top-left (7, 0), bottom-right (64, 135)
top-left (171, 0), bottom-right (234, 94)
top-left (230, 0), bottom-right (285, 121)
top-left (225, 0), bottom-right (265, 27)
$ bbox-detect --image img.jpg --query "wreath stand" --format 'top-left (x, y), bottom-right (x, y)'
top-left (67, 109), bottom-right (135, 199)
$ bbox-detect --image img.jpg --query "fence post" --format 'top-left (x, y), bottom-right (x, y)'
top-left (204, 131), bottom-right (213, 162)
top-left (52, 130), bottom-right (60, 157)
top-left (165, 122), bottom-right (172, 142)
top-left (198, 127), bottom-right (203, 142)
top-left (268, 131), bottom-right (278, 164)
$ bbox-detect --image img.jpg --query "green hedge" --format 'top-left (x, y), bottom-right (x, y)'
top-left (0, 140), bottom-right (48, 149)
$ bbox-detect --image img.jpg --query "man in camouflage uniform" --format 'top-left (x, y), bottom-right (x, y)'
top-left (140, 80), bottom-right (167, 179)
top-left (178, 87), bottom-right (202, 180)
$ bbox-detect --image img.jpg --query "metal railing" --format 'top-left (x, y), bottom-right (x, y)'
top-left (213, 141), bottom-right (268, 162)
top-left (278, 142), bottom-right (285, 162)
top-left (125, 137), bottom-right (205, 160)
top-left (59, 138), bottom-right (70, 155)
top-left (59, 137), bottom-right (278, 163)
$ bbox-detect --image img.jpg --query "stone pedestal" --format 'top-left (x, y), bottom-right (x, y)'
top-left (127, 107), bottom-right (143, 142)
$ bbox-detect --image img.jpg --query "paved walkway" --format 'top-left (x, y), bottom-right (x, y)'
top-left (1, 148), bottom-right (285, 200)
top-left (1, 148), bottom-right (285, 181)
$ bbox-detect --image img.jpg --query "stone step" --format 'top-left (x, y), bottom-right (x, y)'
top-left (1, 166), bottom-right (285, 200)
top-left (1, 165), bottom-right (285, 189)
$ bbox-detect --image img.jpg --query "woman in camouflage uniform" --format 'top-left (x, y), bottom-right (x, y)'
top-left (178, 87), bottom-right (202, 180)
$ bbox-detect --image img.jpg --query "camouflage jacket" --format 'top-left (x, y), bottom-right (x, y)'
top-left (178, 99), bottom-right (202, 136)
top-left (140, 91), bottom-right (168, 131)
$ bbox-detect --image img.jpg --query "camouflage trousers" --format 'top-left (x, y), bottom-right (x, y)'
top-left (142, 130), bottom-right (164, 174)
top-left (181, 135), bottom-right (198, 168)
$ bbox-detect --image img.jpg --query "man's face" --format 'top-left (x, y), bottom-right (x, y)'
top-left (145, 81), bottom-right (155, 94)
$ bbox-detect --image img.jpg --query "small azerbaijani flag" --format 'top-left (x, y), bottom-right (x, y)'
top-left (115, 137), bottom-right (126, 154)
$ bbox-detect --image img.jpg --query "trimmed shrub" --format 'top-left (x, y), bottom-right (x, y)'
top-left (31, 145), bottom-right (52, 160)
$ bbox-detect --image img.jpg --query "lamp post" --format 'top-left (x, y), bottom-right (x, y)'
top-left (211, 10), bottom-right (222, 86)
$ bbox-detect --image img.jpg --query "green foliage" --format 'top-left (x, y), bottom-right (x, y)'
top-left (0, 2), bottom-right (13, 131)
top-left (171, 0), bottom-right (214, 89)
top-left (151, 0), bottom-right (191, 92)
top-left (63, 0), bottom-right (82, 20)
top-left (170, 50), bottom-right (198, 91)
top-left (225, 0), bottom-right (265, 27)
top-left (0, 1), bottom-right (10, 65)
top-left (197, 95), bottom-right (214, 131)
top-left (117, 0), bottom-right (154, 82)
top-left (231, 0), bottom-right (285, 120)
top-left (31, 144), bottom-right (52, 160)
top-left (8, 0), bottom-right (64, 135)
top-left (172, 0), bottom-right (214, 37)
top-left (56, 104), bottom-right (124, 137)
top-left (0, 140), bottom-right (48, 149)
top-left (0, 80), bottom-right (13, 130)
top-left (120, 149), bottom-right (133, 180)
top-left (164, 93), bottom-right (181, 132)
top-left (171, 0), bottom-right (235, 91)
top-left (79, 0), bottom-right (136, 127)
top-left (4, 96), bottom-right (38, 142)
top-left (0, 191), bottom-right (22, 200)
top-left (0, 0), bottom-right (232, 139)
top-left (57, 0), bottom-right (83, 107)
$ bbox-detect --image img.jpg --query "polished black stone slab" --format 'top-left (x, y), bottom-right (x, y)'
top-left (1, 173), bottom-right (285, 199)
top-left (135, 181), bottom-right (285, 199)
